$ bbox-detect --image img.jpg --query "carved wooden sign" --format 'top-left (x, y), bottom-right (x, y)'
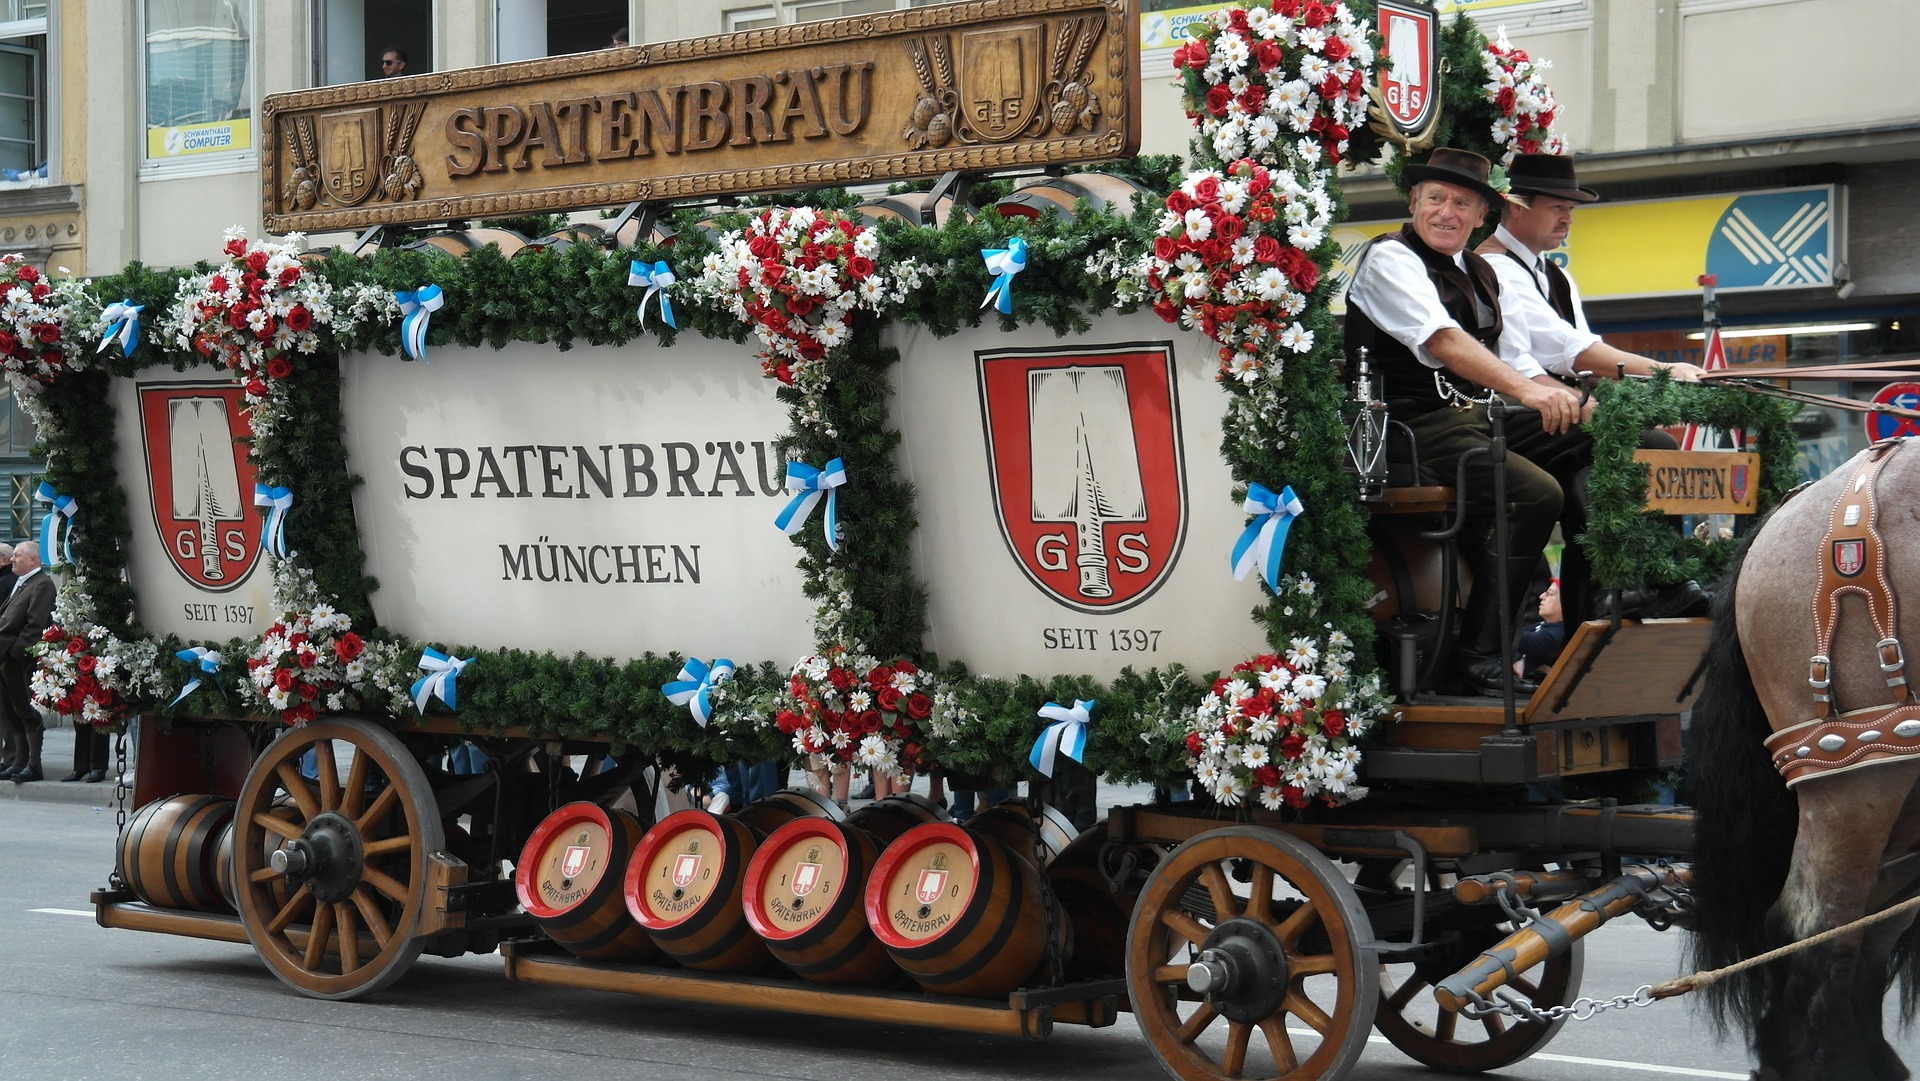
top-left (261, 0), bottom-right (1139, 234)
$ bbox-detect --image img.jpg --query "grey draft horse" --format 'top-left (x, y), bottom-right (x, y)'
top-left (1689, 437), bottom-right (1920, 1080)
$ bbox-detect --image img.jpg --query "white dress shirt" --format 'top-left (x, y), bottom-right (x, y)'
top-left (7, 566), bottom-right (36, 597)
top-left (1347, 233), bottom-right (1543, 379)
top-left (1485, 224), bottom-right (1600, 378)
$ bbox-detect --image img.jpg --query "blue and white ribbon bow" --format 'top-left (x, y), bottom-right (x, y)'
top-left (1229, 483), bottom-right (1305, 591)
top-left (167, 647), bottom-right (223, 708)
top-left (411, 647), bottom-right (471, 714)
top-left (627, 259), bottom-right (677, 330)
top-left (662, 657), bottom-right (735, 728)
top-left (254, 484), bottom-right (293, 558)
top-left (97, 299), bottom-right (144, 358)
top-left (980, 237), bottom-right (1029, 315)
top-left (774, 458), bottom-right (847, 552)
top-left (1030, 699), bottom-right (1093, 777)
top-left (33, 481), bottom-right (74, 567)
top-left (396, 284), bottom-right (444, 362)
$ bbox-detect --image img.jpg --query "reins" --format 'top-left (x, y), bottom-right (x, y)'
top-left (1649, 891), bottom-right (1920, 1001)
top-left (1694, 360), bottom-right (1920, 420)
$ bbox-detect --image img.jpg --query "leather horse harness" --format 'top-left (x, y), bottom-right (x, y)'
top-left (1766, 438), bottom-right (1920, 785)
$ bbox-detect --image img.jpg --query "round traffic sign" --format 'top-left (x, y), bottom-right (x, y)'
top-left (1868, 382), bottom-right (1920, 442)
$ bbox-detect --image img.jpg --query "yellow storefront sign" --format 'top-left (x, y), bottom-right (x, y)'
top-left (147, 118), bottom-right (253, 159)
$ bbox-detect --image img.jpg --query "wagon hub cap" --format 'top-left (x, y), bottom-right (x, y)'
top-left (271, 811), bottom-right (366, 905)
top-left (1189, 916), bottom-right (1290, 1022)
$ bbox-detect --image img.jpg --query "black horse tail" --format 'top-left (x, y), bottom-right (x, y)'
top-left (1683, 532), bottom-right (1800, 1034)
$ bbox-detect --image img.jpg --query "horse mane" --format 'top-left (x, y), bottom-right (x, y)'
top-left (1683, 520), bottom-right (1801, 1033)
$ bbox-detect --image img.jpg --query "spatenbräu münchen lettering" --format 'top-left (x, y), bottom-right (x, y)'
top-left (399, 440), bottom-right (786, 500)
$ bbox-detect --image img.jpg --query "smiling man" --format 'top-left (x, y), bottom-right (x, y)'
top-left (1344, 147), bottom-right (1587, 697)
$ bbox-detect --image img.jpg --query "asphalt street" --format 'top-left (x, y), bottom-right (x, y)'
top-left (2, 748), bottom-right (1912, 1081)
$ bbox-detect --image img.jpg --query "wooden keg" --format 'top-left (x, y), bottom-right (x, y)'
top-left (404, 227), bottom-right (528, 258)
top-left (742, 817), bottom-right (896, 985)
top-left (735, 786), bottom-right (844, 837)
top-left (993, 172), bottom-right (1155, 224)
top-left (515, 802), bottom-right (661, 962)
top-left (624, 809), bottom-right (770, 973)
top-left (961, 800), bottom-right (1075, 869)
top-left (117, 794), bottom-right (235, 912)
top-left (850, 191), bottom-right (966, 229)
top-left (844, 792), bottom-right (950, 847)
top-left (1046, 819), bottom-right (1142, 980)
top-left (215, 794), bottom-right (302, 914)
top-left (864, 821), bottom-right (1053, 998)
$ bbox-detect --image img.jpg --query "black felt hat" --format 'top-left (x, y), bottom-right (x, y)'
top-left (1402, 148), bottom-right (1501, 206)
top-left (1506, 153), bottom-right (1600, 203)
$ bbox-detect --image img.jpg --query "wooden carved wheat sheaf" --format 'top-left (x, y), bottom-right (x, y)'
top-left (261, 0), bottom-right (1139, 233)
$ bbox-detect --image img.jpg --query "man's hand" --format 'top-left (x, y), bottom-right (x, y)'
top-left (1657, 362), bottom-right (1707, 383)
top-left (1516, 379), bottom-right (1588, 434)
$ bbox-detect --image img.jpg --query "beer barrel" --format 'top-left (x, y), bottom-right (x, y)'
top-left (624, 809), bottom-right (770, 973)
top-left (961, 800), bottom-right (1075, 868)
top-left (515, 802), bottom-right (661, 962)
top-left (404, 227), bottom-right (528, 258)
top-left (117, 794), bottom-right (235, 912)
top-left (735, 786), bottom-right (844, 837)
top-left (214, 794), bottom-right (302, 913)
top-left (850, 191), bottom-right (967, 229)
top-left (993, 172), bottom-right (1155, 224)
top-left (1046, 819), bottom-right (1142, 980)
top-left (742, 817), bottom-right (896, 985)
top-left (864, 822), bottom-right (1052, 998)
top-left (844, 792), bottom-right (950, 847)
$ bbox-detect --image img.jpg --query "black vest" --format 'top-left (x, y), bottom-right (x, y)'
top-left (1499, 248), bottom-right (1577, 324)
top-left (1346, 225), bottom-right (1504, 415)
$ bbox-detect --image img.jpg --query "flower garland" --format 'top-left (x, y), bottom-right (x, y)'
top-left (0, 254), bottom-right (93, 394)
top-left (692, 207), bottom-right (925, 432)
top-left (1141, 158), bottom-right (1335, 383)
top-left (774, 645), bottom-right (932, 778)
top-left (1172, 1), bottom-right (1373, 171)
top-left (1182, 629), bottom-right (1387, 808)
top-left (31, 586), bottom-right (166, 730)
top-left (1480, 25), bottom-right (1567, 163)
top-left (240, 559), bottom-right (410, 724)
top-left (162, 228), bottom-right (340, 442)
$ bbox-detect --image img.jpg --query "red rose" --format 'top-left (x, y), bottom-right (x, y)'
top-left (285, 305), bottom-right (312, 332)
top-left (65, 638), bottom-right (84, 655)
top-left (1302, 1), bottom-right (1330, 28)
top-left (1275, 0), bottom-right (1300, 15)
top-left (1254, 765), bottom-right (1282, 789)
top-left (1199, 238), bottom-right (1229, 265)
top-left (245, 378), bottom-right (268, 398)
top-left (1238, 87), bottom-right (1265, 115)
top-left (274, 668), bottom-right (295, 692)
top-left (227, 306), bottom-right (252, 330)
top-left (1253, 235), bottom-right (1284, 264)
top-left (1242, 695), bottom-right (1272, 719)
top-left (1204, 84), bottom-right (1232, 117)
top-left (1165, 190), bottom-right (1194, 215)
top-left (827, 667), bottom-right (855, 691)
top-left (246, 250), bottom-right (270, 273)
top-left (1152, 299), bottom-right (1179, 323)
top-left (76, 654), bottom-right (96, 673)
top-left (1215, 215), bottom-right (1245, 243)
top-left (1184, 732), bottom-right (1204, 757)
top-left (298, 682), bottom-right (318, 699)
top-left (14, 264), bottom-right (37, 283)
top-left (905, 692), bottom-right (932, 720)
top-left (773, 361), bottom-right (794, 385)
top-left (40, 625), bottom-right (61, 642)
top-left (1515, 112), bottom-right (1533, 134)
top-left (860, 710), bottom-right (883, 734)
top-left (748, 236), bottom-right (780, 262)
top-left (847, 255), bottom-right (874, 280)
top-left (29, 282), bottom-right (48, 301)
top-left (224, 238), bottom-right (247, 257)
top-left (1227, 8), bottom-right (1249, 31)
top-left (785, 293), bottom-right (815, 317)
top-left (876, 685), bottom-right (903, 712)
top-left (334, 632), bottom-right (364, 662)
top-left (1192, 175), bottom-right (1221, 203)
top-left (254, 316), bottom-right (278, 342)
top-left (297, 648), bottom-right (316, 669)
top-left (1322, 709), bottom-right (1347, 737)
top-left (796, 338), bottom-right (825, 360)
top-left (1280, 732), bottom-right (1308, 760)
top-left (1254, 41), bottom-right (1282, 72)
top-left (1540, 109), bottom-right (1557, 130)
top-left (1322, 36), bottom-right (1349, 62)
top-left (266, 356), bottom-right (293, 380)
top-left (1183, 41), bottom-right (1209, 69)
top-left (758, 261), bottom-right (787, 285)
top-left (867, 663), bottom-right (894, 689)
top-left (278, 267), bottom-right (301, 289)
top-left (1496, 86), bottom-right (1517, 115)
top-left (1171, 43), bottom-right (1191, 71)
top-left (1283, 785), bottom-right (1309, 809)
top-left (1319, 74), bottom-right (1345, 102)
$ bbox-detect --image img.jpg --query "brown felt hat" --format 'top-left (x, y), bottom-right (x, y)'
top-left (1506, 153), bottom-right (1600, 203)
top-left (1403, 147), bottom-right (1502, 206)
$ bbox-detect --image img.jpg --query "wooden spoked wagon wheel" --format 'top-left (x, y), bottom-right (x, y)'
top-left (1363, 862), bottom-right (1583, 1073)
top-left (1126, 826), bottom-right (1380, 1081)
top-left (233, 719), bottom-right (444, 1000)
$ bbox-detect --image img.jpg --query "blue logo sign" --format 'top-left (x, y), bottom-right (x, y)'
top-left (1705, 190), bottom-right (1832, 289)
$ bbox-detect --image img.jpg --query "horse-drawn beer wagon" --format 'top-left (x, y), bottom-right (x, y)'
top-left (25, 2), bottom-right (1909, 1079)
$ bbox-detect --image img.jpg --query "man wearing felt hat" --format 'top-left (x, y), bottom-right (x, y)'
top-left (1477, 152), bottom-right (1709, 625)
top-left (1346, 146), bottom-right (1591, 697)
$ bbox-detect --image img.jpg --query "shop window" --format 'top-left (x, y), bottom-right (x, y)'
top-left (0, 385), bottom-right (37, 541)
top-left (143, 0), bottom-right (253, 169)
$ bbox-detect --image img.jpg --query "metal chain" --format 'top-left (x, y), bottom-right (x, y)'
top-left (1029, 799), bottom-right (1064, 986)
top-left (108, 727), bottom-right (130, 890)
top-left (1459, 983), bottom-right (1659, 1024)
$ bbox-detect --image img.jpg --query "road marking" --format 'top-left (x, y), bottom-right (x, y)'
top-left (31, 908), bottom-right (97, 917)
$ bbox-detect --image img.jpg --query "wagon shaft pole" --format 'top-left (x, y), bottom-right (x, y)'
top-left (1433, 865), bottom-right (1673, 1014)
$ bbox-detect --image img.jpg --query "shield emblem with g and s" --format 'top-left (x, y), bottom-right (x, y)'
top-left (791, 861), bottom-right (822, 898)
top-left (1376, 0), bottom-right (1439, 133)
top-left (978, 343), bottom-right (1187, 614)
top-left (1835, 539), bottom-right (1865, 578)
top-left (561, 844), bottom-right (591, 878)
top-left (672, 853), bottom-right (700, 888)
top-left (960, 24), bottom-right (1045, 142)
top-left (1730, 464), bottom-right (1750, 505)
top-left (320, 108), bottom-right (383, 206)
top-left (138, 383), bottom-right (263, 592)
top-left (915, 868), bottom-right (948, 905)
